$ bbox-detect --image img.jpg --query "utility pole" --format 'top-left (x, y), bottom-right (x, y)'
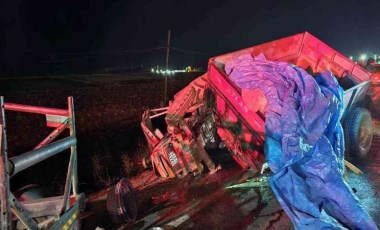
top-left (163, 30), bottom-right (171, 105)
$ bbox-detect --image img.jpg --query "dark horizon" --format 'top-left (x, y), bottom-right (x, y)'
top-left (1, 0), bottom-right (380, 76)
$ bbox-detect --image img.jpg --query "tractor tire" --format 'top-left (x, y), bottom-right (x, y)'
top-left (344, 107), bottom-right (373, 159)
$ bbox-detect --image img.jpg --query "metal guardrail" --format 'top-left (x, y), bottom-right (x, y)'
top-left (9, 136), bottom-right (77, 176)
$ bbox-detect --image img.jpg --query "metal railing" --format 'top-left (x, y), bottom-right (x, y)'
top-left (0, 96), bottom-right (83, 229)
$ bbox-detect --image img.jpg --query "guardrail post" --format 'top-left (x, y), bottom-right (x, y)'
top-left (68, 96), bottom-right (78, 197)
top-left (0, 97), bottom-right (12, 229)
top-left (61, 96), bottom-right (79, 212)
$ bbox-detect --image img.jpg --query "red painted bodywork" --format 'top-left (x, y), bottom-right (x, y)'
top-left (370, 66), bottom-right (380, 115)
top-left (143, 32), bottom-right (375, 177)
top-left (210, 32), bottom-right (371, 82)
top-left (206, 32), bottom-right (373, 171)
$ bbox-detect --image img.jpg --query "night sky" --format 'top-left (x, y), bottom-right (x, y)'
top-left (0, 0), bottom-right (379, 76)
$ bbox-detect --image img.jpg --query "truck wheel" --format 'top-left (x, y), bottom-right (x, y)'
top-left (344, 108), bottom-right (373, 158)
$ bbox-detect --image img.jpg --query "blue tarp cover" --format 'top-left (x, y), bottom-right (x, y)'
top-left (225, 54), bottom-right (378, 229)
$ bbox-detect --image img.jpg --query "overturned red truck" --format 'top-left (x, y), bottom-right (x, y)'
top-left (141, 32), bottom-right (375, 178)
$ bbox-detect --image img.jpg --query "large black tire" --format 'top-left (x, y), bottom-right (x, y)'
top-left (107, 178), bottom-right (137, 224)
top-left (344, 108), bottom-right (373, 159)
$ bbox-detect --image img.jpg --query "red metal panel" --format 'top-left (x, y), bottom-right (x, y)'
top-left (249, 33), bottom-right (304, 61)
top-left (277, 54), bottom-right (301, 65)
top-left (317, 43), bottom-right (335, 60)
top-left (303, 32), bottom-right (319, 50)
top-left (213, 33), bottom-right (304, 65)
top-left (334, 54), bottom-right (354, 74)
top-left (209, 64), bottom-right (265, 135)
top-left (352, 66), bottom-right (371, 82)
top-left (216, 96), bottom-right (227, 115)
top-left (4, 103), bottom-right (68, 117)
top-left (315, 56), bottom-right (332, 73)
top-left (315, 56), bottom-right (342, 77)
top-left (321, 59), bottom-right (344, 77)
top-left (298, 45), bottom-right (319, 71)
top-left (211, 31), bottom-right (372, 84)
top-left (302, 44), bottom-right (320, 63)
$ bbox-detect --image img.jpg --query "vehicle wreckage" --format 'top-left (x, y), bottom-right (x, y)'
top-left (141, 32), bottom-right (378, 229)
top-left (141, 31), bottom-right (374, 178)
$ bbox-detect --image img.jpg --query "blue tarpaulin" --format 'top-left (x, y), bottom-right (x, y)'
top-left (225, 54), bottom-right (378, 229)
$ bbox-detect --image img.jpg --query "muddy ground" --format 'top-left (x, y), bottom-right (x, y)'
top-left (1, 73), bottom-right (379, 229)
top-left (85, 134), bottom-right (380, 230)
top-left (0, 73), bottom-right (197, 192)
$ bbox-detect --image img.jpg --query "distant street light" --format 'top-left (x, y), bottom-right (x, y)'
top-left (360, 54), bottom-right (367, 61)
